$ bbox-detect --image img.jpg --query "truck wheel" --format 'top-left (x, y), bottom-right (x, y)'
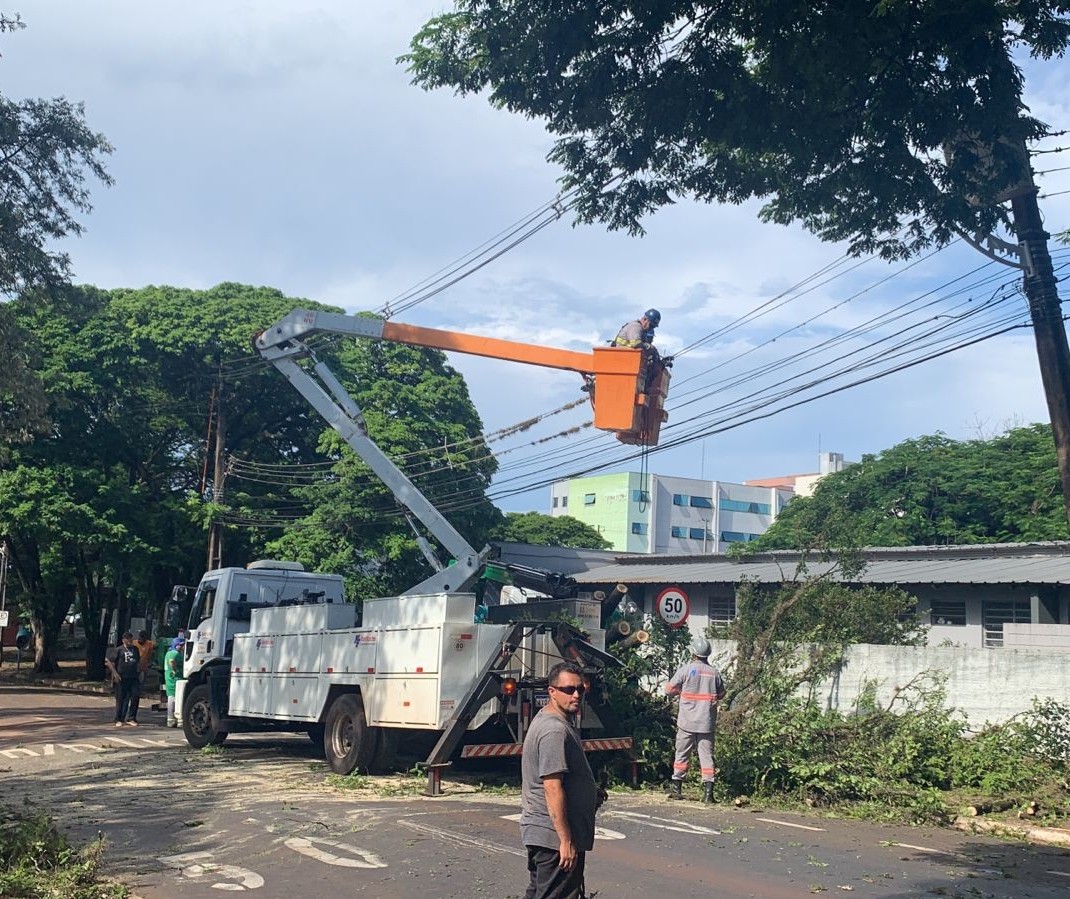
top-left (324, 693), bottom-right (379, 774)
top-left (183, 683), bottom-right (228, 749)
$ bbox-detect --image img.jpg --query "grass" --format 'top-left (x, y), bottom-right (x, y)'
top-left (0, 805), bottom-right (128, 899)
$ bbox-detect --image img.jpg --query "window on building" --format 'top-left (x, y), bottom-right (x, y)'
top-left (982, 599), bottom-right (1030, 648)
top-left (670, 526), bottom-right (687, 538)
top-left (672, 494), bottom-right (687, 506)
top-left (689, 527), bottom-right (711, 540)
top-left (930, 599), bottom-right (966, 627)
top-left (720, 530), bottom-right (760, 543)
top-left (632, 489), bottom-right (650, 502)
top-left (709, 595), bottom-right (736, 628)
top-left (583, 493), bottom-right (596, 506)
top-left (719, 498), bottom-right (771, 514)
top-left (552, 497), bottom-right (559, 508)
top-left (631, 522), bottom-right (648, 535)
top-left (689, 496), bottom-right (713, 509)
top-left (561, 496), bottom-right (568, 507)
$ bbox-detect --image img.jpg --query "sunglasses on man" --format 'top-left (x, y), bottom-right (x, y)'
top-left (549, 683), bottom-right (586, 696)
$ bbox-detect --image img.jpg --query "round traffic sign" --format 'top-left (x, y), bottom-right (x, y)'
top-left (655, 586), bottom-right (690, 628)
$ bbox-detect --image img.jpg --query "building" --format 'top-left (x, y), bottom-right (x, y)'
top-left (570, 542), bottom-right (1070, 650)
top-left (745, 451), bottom-right (850, 498)
top-left (549, 472), bottom-right (794, 554)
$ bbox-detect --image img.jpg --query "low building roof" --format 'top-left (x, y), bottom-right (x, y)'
top-left (573, 542), bottom-right (1070, 587)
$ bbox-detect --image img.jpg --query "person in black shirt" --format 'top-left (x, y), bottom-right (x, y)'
top-left (105, 631), bottom-right (142, 727)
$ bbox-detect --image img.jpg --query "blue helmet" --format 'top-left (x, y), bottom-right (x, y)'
top-left (643, 308), bottom-right (661, 327)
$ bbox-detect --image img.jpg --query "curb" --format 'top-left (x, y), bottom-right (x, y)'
top-left (0, 675), bottom-right (111, 695)
top-left (953, 815), bottom-right (1070, 848)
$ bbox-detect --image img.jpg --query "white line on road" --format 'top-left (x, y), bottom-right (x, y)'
top-left (43, 744), bottom-right (54, 756)
top-left (103, 737), bottom-right (141, 748)
top-left (603, 810), bottom-right (720, 836)
top-left (754, 817), bottom-right (826, 832)
top-left (58, 743), bottom-right (102, 753)
top-left (883, 841), bottom-right (955, 856)
top-left (137, 738), bottom-right (171, 746)
top-left (1048, 870), bottom-right (1070, 878)
top-left (499, 814), bottom-right (626, 841)
top-left (0, 748), bottom-right (38, 758)
top-left (284, 837), bottom-right (387, 869)
top-left (398, 818), bottom-right (526, 857)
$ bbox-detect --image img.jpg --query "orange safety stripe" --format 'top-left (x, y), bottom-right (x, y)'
top-left (680, 692), bottom-right (715, 701)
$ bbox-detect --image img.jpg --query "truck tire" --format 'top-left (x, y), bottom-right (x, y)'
top-left (324, 693), bottom-right (379, 774)
top-left (183, 683), bottom-right (228, 749)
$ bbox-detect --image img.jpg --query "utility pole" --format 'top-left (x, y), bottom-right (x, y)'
top-left (1009, 187), bottom-right (1070, 530)
top-left (206, 382), bottom-right (226, 572)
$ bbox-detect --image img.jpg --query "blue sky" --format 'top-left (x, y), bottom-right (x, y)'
top-left (6, 2), bottom-right (1070, 512)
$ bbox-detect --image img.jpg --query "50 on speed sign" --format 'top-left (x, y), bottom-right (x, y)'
top-left (655, 586), bottom-right (690, 628)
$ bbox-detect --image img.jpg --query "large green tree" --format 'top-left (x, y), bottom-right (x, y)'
top-left (754, 424), bottom-right (1068, 550)
top-left (3, 284), bottom-right (497, 671)
top-left (405, 1), bottom-right (1070, 524)
top-left (494, 511), bottom-right (611, 549)
top-left (0, 15), bottom-right (111, 446)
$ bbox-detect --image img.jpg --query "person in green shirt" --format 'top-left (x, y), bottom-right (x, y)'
top-left (164, 636), bottom-right (185, 727)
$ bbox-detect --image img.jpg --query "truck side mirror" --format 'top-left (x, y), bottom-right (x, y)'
top-left (164, 599), bottom-right (182, 629)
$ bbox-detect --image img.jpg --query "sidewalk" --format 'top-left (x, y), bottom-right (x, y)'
top-left (0, 656), bottom-right (111, 695)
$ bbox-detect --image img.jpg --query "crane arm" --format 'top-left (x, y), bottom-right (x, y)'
top-left (255, 309), bottom-right (669, 443)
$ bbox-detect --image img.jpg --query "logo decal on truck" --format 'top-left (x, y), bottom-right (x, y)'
top-left (353, 633), bottom-right (378, 646)
top-left (255, 638), bottom-right (275, 649)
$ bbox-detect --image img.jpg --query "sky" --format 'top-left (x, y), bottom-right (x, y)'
top-left (6, 2), bottom-right (1070, 513)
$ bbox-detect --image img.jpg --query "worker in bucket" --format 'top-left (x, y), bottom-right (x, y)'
top-left (612, 308), bottom-right (661, 348)
top-left (664, 635), bottom-right (726, 803)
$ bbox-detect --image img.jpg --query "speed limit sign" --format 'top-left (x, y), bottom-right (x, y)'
top-left (655, 586), bottom-right (690, 628)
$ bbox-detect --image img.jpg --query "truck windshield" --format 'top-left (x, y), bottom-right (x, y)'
top-left (188, 579), bottom-right (219, 631)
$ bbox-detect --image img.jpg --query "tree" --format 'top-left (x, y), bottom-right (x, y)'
top-left (754, 425), bottom-right (1068, 550)
top-left (0, 16), bottom-right (111, 451)
top-left (0, 15), bottom-right (112, 297)
top-left (1, 283), bottom-right (376, 673)
top-left (405, 2), bottom-right (1070, 524)
top-left (494, 511), bottom-right (611, 549)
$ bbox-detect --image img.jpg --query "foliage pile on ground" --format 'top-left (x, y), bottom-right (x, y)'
top-left (0, 804), bottom-right (127, 898)
top-left (716, 688), bottom-right (1070, 825)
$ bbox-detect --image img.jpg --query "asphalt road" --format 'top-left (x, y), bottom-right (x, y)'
top-left (3, 685), bottom-right (1070, 898)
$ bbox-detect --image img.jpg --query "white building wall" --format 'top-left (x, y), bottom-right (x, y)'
top-left (707, 638), bottom-right (1070, 724)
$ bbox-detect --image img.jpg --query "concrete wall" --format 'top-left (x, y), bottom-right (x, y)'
top-left (707, 638), bottom-right (1070, 725)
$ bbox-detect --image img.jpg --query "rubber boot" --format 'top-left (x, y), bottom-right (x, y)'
top-left (702, 782), bottom-right (715, 804)
top-left (667, 780), bottom-right (683, 800)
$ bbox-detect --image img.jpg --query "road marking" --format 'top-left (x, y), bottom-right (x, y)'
top-left (0, 748), bottom-right (38, 758)
top-left (138, 738), bottom-right (171, 746)
top-left (754, 817), bottom-right (826, 832)
top-left (1048, 870), bottom-right (1070, 878)
top-left (159, 851), bottom-right (265, 891)
top-left (603, 810), bottom-right (720, 836)
top-left (499, 814), bottom-right (626, 841)
top-left (398, 818), bottom-right (525, 856)
top-left (883, 841), bottom-right (954, 856)
top-left (58, 743), bottom-right (102, 753)
top-left (43, 744), bottom-right (54, 756)
top-left (284, 837), bottom-right (387, 869)
top-left (103, 737), bottom-right (141, 748)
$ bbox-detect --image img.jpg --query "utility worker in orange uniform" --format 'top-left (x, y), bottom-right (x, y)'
top-left (664, 636), bottom-right (726, 803)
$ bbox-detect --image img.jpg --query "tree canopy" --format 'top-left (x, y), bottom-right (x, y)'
top-left (2, 284), bottom-right (499, 671)
top-left (754, 424), bottom-right (1069, 550)
top-left (493, 511), bottom-right (611, 549)
top-left (406, 1), bottom-right (1068, 260)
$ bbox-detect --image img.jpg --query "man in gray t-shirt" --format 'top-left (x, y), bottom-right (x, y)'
top-left (520, 661), bottom-right (600, 899)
